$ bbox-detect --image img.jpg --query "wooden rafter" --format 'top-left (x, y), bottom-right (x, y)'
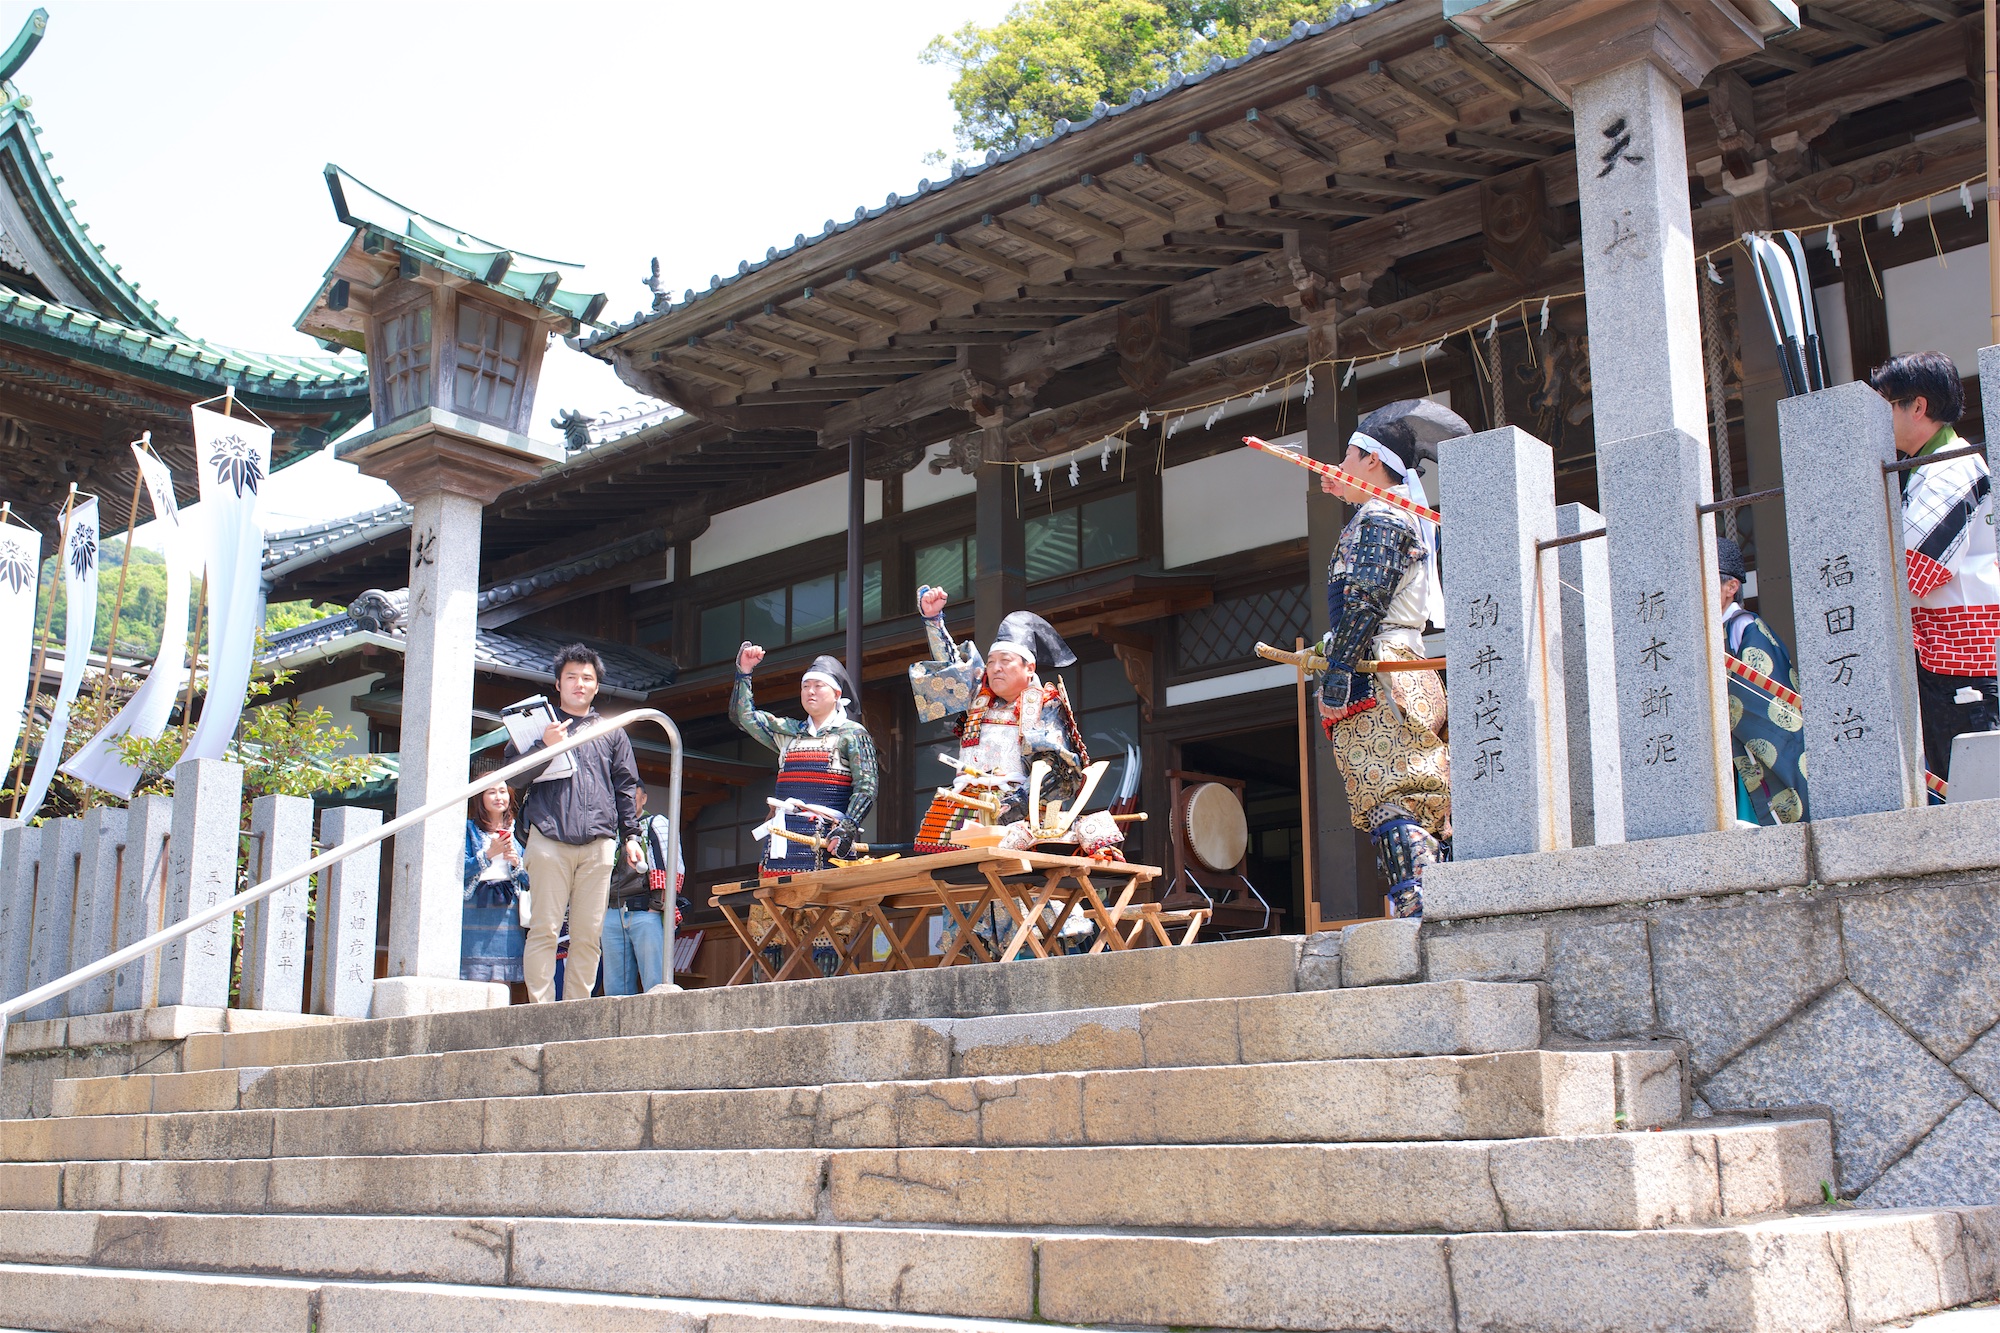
top-left (890, 252), bottom-right (986, 297)
top-left (1186, 131), bottom-right (1285, 187)
top-left (847, 270), bottom-right (943, 315)
top-left (728, 319), bottom-right (821, 359)
top-left (1433, 33), bottom-right (1523, 101)
top-left (1368, 58), bottom-right (1461, 127)
top-left (765, 302), bottom-right (861, 345)
top-left (1031, 194), bottom-right (1128, 245)
top-left (1445, 130), bottom-right (1562, 159)
top-left (1077, 173), bottom-right (1177, 226)
top-left (980, 216), bottom-right (1079, 262)
top-left (933, 232), bottom-right (1033, 279)
top-left (802, 286), bottom-right (902, 329)
top-left (1303, 85), bottom-right (1399, 145)
top-left (1130, 153), bottom-right (1231, 206)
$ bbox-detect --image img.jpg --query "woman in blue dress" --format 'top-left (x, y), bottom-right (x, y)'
top-left (463, 780), bottom-right (530, 990)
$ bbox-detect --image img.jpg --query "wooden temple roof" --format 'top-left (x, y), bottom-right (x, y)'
top-left (0, 10), bottom-right (371, 537)
top-left (576, 0), bottom-right (1988, 471)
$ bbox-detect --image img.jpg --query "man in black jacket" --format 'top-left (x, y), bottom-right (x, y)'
top-left (506, 644), bottom-right (644, 1002)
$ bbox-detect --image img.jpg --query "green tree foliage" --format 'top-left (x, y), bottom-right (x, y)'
top-left (265, 600), bottom-right (341, 634)
top-left (923, 0), bottom-right (1338, 153)
top-left (32, 538), bottom-right (196, 662)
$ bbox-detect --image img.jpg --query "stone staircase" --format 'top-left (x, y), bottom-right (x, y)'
top-left (0, 933), bottom-right (1992, 1331)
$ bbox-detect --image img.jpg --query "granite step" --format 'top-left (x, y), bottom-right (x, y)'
top-left (5, 1048), bottom-right (1670, 1167)
top-left (59, 933), bottom-right (1306, 1081)
top-left (0, 1260), bottom-right (1064, 1332)
top-left (0, 1122), bottom-right (1830, 1241)
top-left (46, 979), bottom-right (1543, 1118)
top-left (0, 1202), bottom-right (1992, 1332)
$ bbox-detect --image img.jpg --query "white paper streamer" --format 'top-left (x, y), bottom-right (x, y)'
top-left (19, 496), bottom-right (100, 818)
top-left (64, 447), bottom-right (192, 797)
top-left (0, 519), bottom-right (42, 791)
top-left (181, 404), bottom-right (271, 765)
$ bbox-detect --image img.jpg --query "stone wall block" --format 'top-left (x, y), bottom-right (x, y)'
top-left (1953, 1024), bottom-right (2000, 1104)
top-left (1554, 503), bottom-right (1623, 846)
top-left (1649, 897), bottom-right (1846, 1077)
top-left (1295, 931), bottom-right (1341, 991)
top-left (1841, 880), bottom-right (2000, 1062)
top-left (1856, 1095), bottom-right (2000, 1209)
top-left (23, 818), bottom-right (82, 1021)
top-left (313, 807), bottom-right (383, 1019)
top-left (70, 806), bottom-right (128, 1015)
top-left (1777, 381), bottom-right (1924, 817)
top-left (1549, 921), bottom-right (1656, 1040)
top-left (1702, 982), bottom-right (1967, 1194)
top-left (1424, 927), bottom-right (1549, 983)
top-left (157, 758), bottom-right (244, 1009)
top-left (110, 795), bottom-right (173, 1012)
top-left (1439, 424), bottom-right (1571, 858)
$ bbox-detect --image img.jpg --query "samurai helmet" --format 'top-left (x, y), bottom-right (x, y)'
top-left (1354, 398), bottom-right (1475, 473)
top-left (801, 654), bottom-right (853, 699)
top-left (987, 611), bottom-right (1075, 670)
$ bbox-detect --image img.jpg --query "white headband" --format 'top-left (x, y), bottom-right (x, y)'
top-left (986, 642), bottom-right (1034, 667)
top-left (800, 670), bottom-right (851, 725)
top-left (1348, 431), bottom-right (1413, 482)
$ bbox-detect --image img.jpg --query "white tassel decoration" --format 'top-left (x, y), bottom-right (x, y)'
top-left (1303, 368), bottom-right (1315, 400)
top-left (1032, 462), bottom-right (1043, 491)
top-left (1139, 410), bottom-right (1149, 429)
top-left (1391, 347), bottom-right (1402, 368)
top-left (1706, 257), bottom-right (1723, 285)
top-left (1068, 457), bottom-right (1080, 486)
top-left (1890, 202), bottom-right (1904, 237)
top-left (1962, 183), bottom-right (1975, 217)
top-left (1538, 296), bottom-right (1550, 333)
top-left (1826, 225), bottom-right (1841, 267)
top-left (1485, 314), bottom-right (1498, 339)
top-left (1342, 361), bottom-right (1356, 387)
top-left (1100, 441), bottom-right (1111, 470)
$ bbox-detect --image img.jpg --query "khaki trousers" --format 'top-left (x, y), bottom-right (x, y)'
top-left (523, 832), bottom-right (615, 1003)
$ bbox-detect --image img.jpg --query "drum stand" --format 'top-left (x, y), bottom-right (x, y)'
top-left (1159, 770), bottom-right (1275, 938)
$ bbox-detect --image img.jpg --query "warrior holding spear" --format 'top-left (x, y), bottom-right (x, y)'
top-left (1307, 399), bottom-right (1471, 919)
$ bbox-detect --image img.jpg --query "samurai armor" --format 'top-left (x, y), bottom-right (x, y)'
top-left (910, 637), bottom-right (985, 722)
top-left (1371, 811), bottom-right (1443, 919)
top-left (765, 734), bottom-right (853, 874)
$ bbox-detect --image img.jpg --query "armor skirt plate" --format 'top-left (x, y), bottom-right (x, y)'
top-left (1327, 640), bottom-right (1450, 836)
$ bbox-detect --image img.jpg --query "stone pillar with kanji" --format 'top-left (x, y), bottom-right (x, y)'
top-left (296, 167), bottom-right (605, 1016)
top-left (1451, 0), bottom-right (1799, 840)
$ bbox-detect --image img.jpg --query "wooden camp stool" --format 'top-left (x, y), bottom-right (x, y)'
top-left (710, 881), bottom-right (783, 986)
top-left (1117, 902), bottom-right (1212, 949)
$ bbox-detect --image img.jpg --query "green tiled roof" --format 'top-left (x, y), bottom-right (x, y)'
top-left (0, 283), bottom-right (369, 407)
top-left (312, 166), bottom-right (607, 331)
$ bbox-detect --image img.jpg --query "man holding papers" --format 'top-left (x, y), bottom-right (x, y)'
top-left (503, 643), bottom-right (645, 1003)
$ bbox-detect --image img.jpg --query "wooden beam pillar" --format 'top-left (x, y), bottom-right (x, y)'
top-left (974, 442), bottom-right (1024, 657)
top-left (1304, 331), bottom-right (1377, 921)
top-left (846, 434), bottom-right (865, 712)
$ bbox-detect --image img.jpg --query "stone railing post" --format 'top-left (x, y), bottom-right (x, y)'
top-left (157, 758), bottom-right (242, 1010)
top-left (110, 795), bottom-right (172, 1012)
top-left (23, 818), bottom-right (81, 1021)
top-left (71, 806), bottom-right (126, 1015)
top-left (1440, 425), bottom-right (1571, 858)
top-left (311, 805), bottom-right (381, 1019)
top-left (0, 819), bottom-right (27, 1003)
top-left (1776, 383), bottom-right (1925, 815)
top-left (1555, 503), bottom-right (1624, 846)
top-left (241, 793), bottom-right (313, 1012)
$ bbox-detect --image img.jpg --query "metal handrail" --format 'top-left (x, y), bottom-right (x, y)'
top-left (0, 707), bottom-right (683, 1059)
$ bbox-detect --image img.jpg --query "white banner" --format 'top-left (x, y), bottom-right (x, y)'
top-left (182, 404), bottom-right (270, 765)
top-left (64, 447), bottom-right (192, 797)
top-left (0, 519), bottom-right (41, 796)
top-left (19, 496), bottom-right (99, 818)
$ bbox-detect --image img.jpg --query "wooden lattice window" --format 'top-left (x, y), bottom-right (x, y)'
top-left (1176, 585), bottom-right (1311, 675)
top-left (377, 305), bottom-right (432, 418)
top-left (452, 299), bottom-right (528, 424)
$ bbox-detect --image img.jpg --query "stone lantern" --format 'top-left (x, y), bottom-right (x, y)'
top-left (297, 166), bottom-right (606, 1016)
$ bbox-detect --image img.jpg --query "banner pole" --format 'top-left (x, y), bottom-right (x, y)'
top-left (177, 576), bottom-right (206, 745)
top-left (9, 486), bottom-right (74, 816)
top-left (94, 448), bottom-right (147, 701)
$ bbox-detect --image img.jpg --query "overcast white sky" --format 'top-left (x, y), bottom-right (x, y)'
top-left (7, 0), bottom-right (1007, 532)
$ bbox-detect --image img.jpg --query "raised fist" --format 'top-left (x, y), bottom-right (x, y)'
top-left (736, 642), bottom-right (765, 674)
top-left (918, 585), bottom-right (948, 619)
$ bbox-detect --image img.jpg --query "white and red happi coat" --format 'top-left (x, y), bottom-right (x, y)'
top-left (1902, 428), bottom-right (1999, 675)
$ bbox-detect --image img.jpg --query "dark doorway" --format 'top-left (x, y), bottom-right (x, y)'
top-left (1178, 727), bottom-right (1304, 933)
